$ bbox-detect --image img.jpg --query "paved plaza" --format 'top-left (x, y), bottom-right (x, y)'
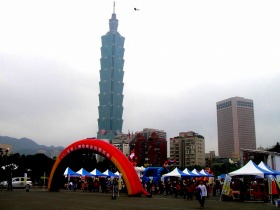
top-left (0, 188), bottom-right (277, 210)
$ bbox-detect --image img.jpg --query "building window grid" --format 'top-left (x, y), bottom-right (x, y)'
top-left (217, 101), bottom-right (232, 110)
top-left (237, 101), bottom-right (253, 108)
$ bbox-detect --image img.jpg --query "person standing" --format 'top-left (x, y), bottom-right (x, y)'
top-left (197, 181), bottom-right (207, 207)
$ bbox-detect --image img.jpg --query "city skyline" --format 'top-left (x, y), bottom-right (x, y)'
top-left (0, 1), bottom-right (279, 153)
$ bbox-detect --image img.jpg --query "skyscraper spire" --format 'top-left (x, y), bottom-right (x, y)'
top-left (109, 2), bottom-right (118, 32)
top-left (113, 1), bottom-right (115, 14)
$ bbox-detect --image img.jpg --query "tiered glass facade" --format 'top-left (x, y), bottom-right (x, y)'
top-left (97, 7), bottom-right (125, 140)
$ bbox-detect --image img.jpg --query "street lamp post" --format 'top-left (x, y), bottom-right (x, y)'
top-left (5, 148), bottom-right (9, 164)
top-left (6, 148), bottom-right (13, 191)
top-left (0, 148), bottom-right (4, 181)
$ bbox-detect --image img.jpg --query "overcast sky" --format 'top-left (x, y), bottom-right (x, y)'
top-left (0, 0), bottom-right (279, 154)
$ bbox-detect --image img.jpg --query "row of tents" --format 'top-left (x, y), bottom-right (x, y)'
top-left (218, 160), bottom-right (280, 179)
top-left (154, 160), bottom-right (280, 179)
top-left (64, 167), bottom-right (214, 180)
top-left (162, 168), bottom-right (214, 178)
top-left (64, 167), bottom-right (120, 178)
top-left (63, 160), bottom-right (280, 180)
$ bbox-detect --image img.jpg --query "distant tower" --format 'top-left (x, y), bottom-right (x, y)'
top-left (216, 96), bottom-right (256, 159)
top-left (97, 2), bottom-right (125, 140)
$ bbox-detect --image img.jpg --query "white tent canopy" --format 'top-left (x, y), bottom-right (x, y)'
top-left (182, 168), bottom-right (198, 176)
top-left (63, 167), bottom-right (80, 176)
top-left (102, 169), bottom-right (119, 177)
top-left (162, 167), bottom-right (190, 178)
top-left (200, 169), bottom-right (214, 177)
top-left (258, 161), bottom-right (280, 175)
top-left (135, 166), bottom-right (145, 172)
top-left (76, 168), bottom-right (92, 176)
top-left (228, 160), bottom-right (273, 178)
top-left (90, 169), bottom-right (107, 177)
top-left (191, 169), bottom-right (204, 176)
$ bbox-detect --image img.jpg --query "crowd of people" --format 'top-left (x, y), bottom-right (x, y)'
top-left (64, 176), bottom-right (224, 198)
top-left (142, 178), bottom-right (214, 198)
top-left (64, 174), bottom-right (274, 208)
top-left (65, 176), bottom-right (215, 208)
top-left (143, 178), bottom-right (210, 207)
top-left (65, 177), bottom-right (127, 194)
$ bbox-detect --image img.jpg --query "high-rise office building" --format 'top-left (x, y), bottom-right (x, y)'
top-left (97, 4), bottom-right (125, 140)
top-left (216, 96), bottom-right (256, 159)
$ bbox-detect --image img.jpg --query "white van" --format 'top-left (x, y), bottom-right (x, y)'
top-left (0, 177), bottom-right (32, 188)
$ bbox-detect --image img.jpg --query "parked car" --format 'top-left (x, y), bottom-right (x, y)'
top-left (0, 177), bottom-right (32, 189)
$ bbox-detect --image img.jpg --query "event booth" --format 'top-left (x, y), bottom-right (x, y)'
top-left (63, 167), bottom-right (120, 191)
top-left (221, 160), bottom-right (280, 202)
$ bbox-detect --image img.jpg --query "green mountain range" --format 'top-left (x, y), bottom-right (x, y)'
top-left (0, 136), bottom-right (64, 156)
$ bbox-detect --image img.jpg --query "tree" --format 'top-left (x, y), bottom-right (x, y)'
top-left (268, 142), bottom-right (280, 153)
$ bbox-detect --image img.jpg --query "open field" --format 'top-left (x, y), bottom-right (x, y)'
top-left (0, 188), bottom-right (277, 210)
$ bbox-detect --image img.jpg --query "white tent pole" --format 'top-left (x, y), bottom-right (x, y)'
top-left (270, 175), bottom-right (273, 203)
top-left (118, 173), bottom-right (122, 197)
top-left (117, 177), bottom-right (119, 197)
top-left (68, 174), bottom-right (70, 190)
top-left (112, 177), bottom-right (114, 198)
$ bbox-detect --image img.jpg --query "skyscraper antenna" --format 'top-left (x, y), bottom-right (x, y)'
top-left (113, 1), bottom-right (115, 14)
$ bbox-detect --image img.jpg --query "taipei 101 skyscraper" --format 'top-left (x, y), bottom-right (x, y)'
top-left (97, 3), bottom-right (125, 140)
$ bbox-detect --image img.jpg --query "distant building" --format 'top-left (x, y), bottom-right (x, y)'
top-left (37, 150), bottom-right (47, 155)
top-left (111, 133), bottom-right (131, 157)
top-left (205, 151), bottom-right (216, 168)
top-left (216, 96), bottom-right (256, 160)
top-left (240, 148), bottom-right (280, 171)
top-left (139, 128), bottom-right (167, 140)
top-left (0, 144), bottom-right (12, 155)
top-left (130, 132), bottom-right (167, 167)
top-left (170, 131), bottom-right (205, 168)
top-left (97, 3), bottom-right (125, 140)
top-left (205, 151), bottom-right (216, 159)
top-left (37, 149), bottom-right (62, 159)
top-left (50, 150), bottom-right (60, 159)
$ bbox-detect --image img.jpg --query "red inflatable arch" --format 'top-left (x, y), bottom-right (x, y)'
top-left (48, 138), bottom-right (148, 196)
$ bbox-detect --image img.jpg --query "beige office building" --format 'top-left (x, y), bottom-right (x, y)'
top-left (170, 131), bottom-right (205, 168)
top-left (216, 97), bottom-right (256, 160)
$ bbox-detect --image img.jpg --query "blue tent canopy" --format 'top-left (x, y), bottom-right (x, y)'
top-left (228, 160), bottom-right (274, 178)
top-left (63, 167), bottom-right (80, 176)
top-left (191, 169), bottom-right (204, 177)
top-left (200, 169), bottom-right (214, 177)
top-left (217, 174), bottom-right (227, 179)
top-left (162, 167), bottom-right (194, 178)
top-left (76, 168), bottom-right (93, 176)
top-left (103, 169), bottom-right (119, 177)
top-left (182, 168), bottom-right (199, 177)
top-left (90, 169), bottom-right (108, 177)
top-left (258, 161), bottom-right (280, 176)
